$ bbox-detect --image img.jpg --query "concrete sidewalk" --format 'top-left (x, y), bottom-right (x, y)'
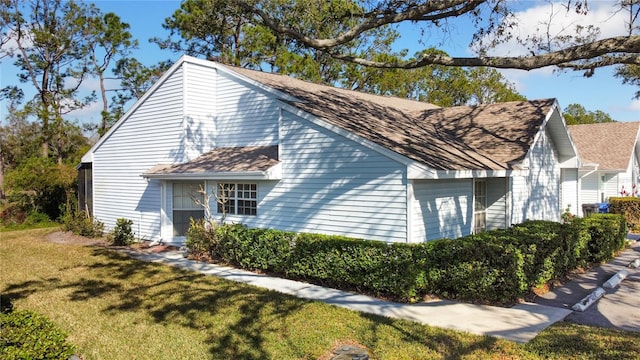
top-left (122, 249), bottom-right (571, 343)
top-left (534, 237), bottom-right (640, 331)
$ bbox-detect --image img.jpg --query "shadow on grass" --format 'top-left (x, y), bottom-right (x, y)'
top-left (526, 322), bottom-right (640, 360)
top-left (2, 247), bottom-right (314, 358)
top-left (3, 246), bottom-right (519, 359)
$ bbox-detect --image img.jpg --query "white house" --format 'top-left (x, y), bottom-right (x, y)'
top-left (79, 55), bottom-right (578, 245)
top-left (566, 122), bottom-right (640, 216)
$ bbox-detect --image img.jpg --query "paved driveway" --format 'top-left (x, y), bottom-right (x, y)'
top-left (533, 238), bottom-right (640, 332)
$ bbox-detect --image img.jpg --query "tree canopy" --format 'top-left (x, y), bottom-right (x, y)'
top-left (563, 103), bottom-right (616, 125)
top-left (232, 0), bottom-right (639, 75)
top-left (157, 0), bottom-right (525, 105)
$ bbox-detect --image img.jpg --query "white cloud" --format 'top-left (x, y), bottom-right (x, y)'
top-left (484, 1), bottom-right (631, 57)
top-left (629, 99), bottom-right (640, 113)
top-left (66, 100), bottom-right (103, 123)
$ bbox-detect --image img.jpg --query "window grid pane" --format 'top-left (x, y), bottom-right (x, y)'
top-left (217, 183), bottom-right (257, 216)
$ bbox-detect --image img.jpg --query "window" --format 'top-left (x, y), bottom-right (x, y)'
top-left (172, 182), bottom-right (204, 236)
top-left (474, 180), bottom-right (487, 234)
top-left (217, 183), bottom-right (257, 216)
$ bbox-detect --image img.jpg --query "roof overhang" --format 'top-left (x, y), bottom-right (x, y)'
top-left (141, 163), bottom-right (282, 181)
top-left (408, 166), bottom-right (529, 180)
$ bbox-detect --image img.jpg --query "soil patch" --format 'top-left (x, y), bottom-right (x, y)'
top-left (45, 231), bottom-right (108, 247)
top-left (44, 231), bottom-right (179, 254)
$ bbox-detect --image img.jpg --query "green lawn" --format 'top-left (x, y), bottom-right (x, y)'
top-left (2, 228), bottom-right (639, 359)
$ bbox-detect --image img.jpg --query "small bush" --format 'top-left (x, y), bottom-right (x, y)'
top-left (23, 211), bottom-right (51, 226)
top-left (111, 218), bottom-right (135, 245)
top-left (0, 310), bottom-right (75, 360)
top-left (62, 210), bottom-right (104, 238)
top-left (580, 214), bottom-right (628, 263)
top-left (608, 197), bottom-right (640, 231)
top-left (185, 218), bottom-right (218, 257)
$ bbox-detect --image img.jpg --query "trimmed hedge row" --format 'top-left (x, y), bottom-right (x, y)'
top-left (186, 214), bottom-right (627, 304)
top-left (609, 197), bottom-right (640, 231)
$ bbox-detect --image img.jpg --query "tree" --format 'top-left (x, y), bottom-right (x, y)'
top-left (156, 1), bottom-right (524, 106)
top-left (109, 58), bottom-right (173, 121)
top-left (86, 11), bottom-right (138, 136)
top-left (0, 0), bottom-right (12, 61)
top-left (616, 65), bottom-right (640, 99)
top-left (235, 0), bottom-right (640, 75)
top-left (563, 103), bottom-right (615, 125)
top-left (154, 0), bottom-right (401, 84)
top-left (5, 0), bottom-right (95, 161)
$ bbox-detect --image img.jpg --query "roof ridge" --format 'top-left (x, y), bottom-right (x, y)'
top-left (220, 63), bottom-right (441, 112)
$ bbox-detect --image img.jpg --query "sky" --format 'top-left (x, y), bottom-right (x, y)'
top-left (1, 0), bottom-right (639, 125)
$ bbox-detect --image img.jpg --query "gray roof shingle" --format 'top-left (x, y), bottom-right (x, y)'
top-left (144, 145), bottom-right (279, 176)
top-left (229, 65), bottom-right (555, 170)
top-left (569, 122), bottom-right (640, 170)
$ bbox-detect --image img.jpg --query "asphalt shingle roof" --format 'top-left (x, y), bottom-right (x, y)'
top-left (569, 122), bottom-right (640, 170)
top-left (229, 66), bottom-right (555, 171)
top-left (144, 146), bottom-right (279, 176)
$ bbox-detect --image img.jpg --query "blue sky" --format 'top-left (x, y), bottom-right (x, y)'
top-left (2, 0), bottom-right (639, 125)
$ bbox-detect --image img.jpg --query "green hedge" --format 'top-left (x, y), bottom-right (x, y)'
top-left (185, 214), bottom-right (628, 304)
top-left (422, 236), bottom-right (526, 304)
top-left (0, 310), bottom-right (76, 360)
top-left (287, 233), bottom-right (426, 300)
top-left (609, 197), bottom-right (640, 231)
top-left (580, 214), bottom-right (628, 263)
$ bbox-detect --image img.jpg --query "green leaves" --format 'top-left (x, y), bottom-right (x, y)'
top-left (0, 310), bottom-right (76, 360)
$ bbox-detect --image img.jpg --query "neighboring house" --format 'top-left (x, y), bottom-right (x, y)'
top-left (567, 122), bottom-right (640, 216)
top-left (79, 55), bottom-right (578, 245)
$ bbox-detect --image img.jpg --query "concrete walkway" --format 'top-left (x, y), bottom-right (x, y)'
top-left (534, 237), bottom-right (640, 332)
top-left (123, 249), bottom-right (571, 343)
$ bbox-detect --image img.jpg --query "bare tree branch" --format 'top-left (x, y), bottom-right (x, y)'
top-left (238, 0), bottom-right (485, 49)
top-left (237, 0), bottom-right (640, 72)
top-left (330, 35), bottom-right (640, 70)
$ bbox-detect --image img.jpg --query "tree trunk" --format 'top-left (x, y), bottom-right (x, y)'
top-left (99, 70), bottom-right (108, 135)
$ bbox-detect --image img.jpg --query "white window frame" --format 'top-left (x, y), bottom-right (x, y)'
top-left (217, 182), bottom-right (258, 216)
top-left (474, 179), bottom-right (487, 234)
top-left (172, 181), bottom-right (205, 236)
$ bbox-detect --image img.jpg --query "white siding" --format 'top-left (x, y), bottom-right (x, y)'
top-left (486, 178), bottom-right (507, 231)
top-left (579, 172), bottom-right (600, 216)
top-left (511, 129), bottom-right (561, 222)
top-left (213, 72), bottom-right (279, 147)
top-left (510, 176), bottom-right (527, 224)
top-left (604, 173), bottom-right (620, 200)
top-left (182, 62), bottom-right (218, 159)
top-left (561, 168), bottom-right (579, 216)
top-left (93, 67), bottom-right (186, 240)
top-left (214, 110), bottom-right (409, 243)
top-left (412, 179), bottom-right (472, 241)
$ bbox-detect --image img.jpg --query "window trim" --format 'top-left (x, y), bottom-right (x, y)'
top-left (172, 181), bottom-right (205, 237)
top-left (216, 182), bottom-right (258, 216)
top-left (473, 179), bottom-right (487, 234)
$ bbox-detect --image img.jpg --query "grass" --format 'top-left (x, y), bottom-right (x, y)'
top-left (1, 228), bottom-right (640, 359)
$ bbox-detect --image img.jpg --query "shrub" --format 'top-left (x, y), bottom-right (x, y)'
top-left (580, 214), bottom-right (628, 263)
top-left (609, 197), bottom-right (640, 231)
top-left (287, 233), bottom-right (425, 301)
top-left (505, 221), bottom-right (569, 288)
top-left (0, 310), bottom-right (75, 360)
top-left (111, 218), bottom-right (135, 245)
top-left (185, 218), bottom-right (218, 257)
top-left (62, 210), bottom-right (104, 238)
top-left (23, 211), bottom-right (51, 226)
top-left (422, 236), bottom-right (526, 304)
top-left (182, 214), bottom-right (628, 305)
